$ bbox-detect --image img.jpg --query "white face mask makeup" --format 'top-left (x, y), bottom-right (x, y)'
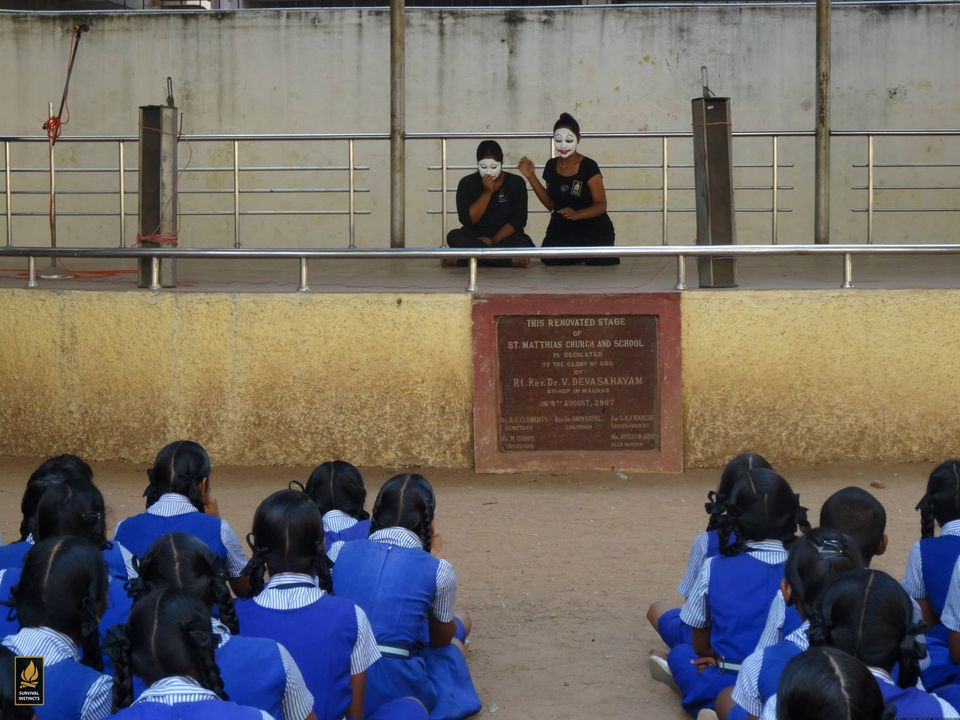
top-left (478, 159), bottom-right (502, 180)
top-left (554, 128), bottom-right (578, 158)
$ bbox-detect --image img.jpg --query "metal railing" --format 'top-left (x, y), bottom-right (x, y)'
top-left (3, 242), bottom-right (960, 295)
top-left (0, 132), bottom-right (384, 250)
top-left (2, 129), bottom-right (959, 249)
top-left (418, 130), bottom-right (803, 246)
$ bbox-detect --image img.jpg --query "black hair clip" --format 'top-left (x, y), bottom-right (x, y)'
top-left (80, 512), bottom-right (103, 524)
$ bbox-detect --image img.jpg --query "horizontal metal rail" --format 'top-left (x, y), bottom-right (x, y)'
top-left (3, 129), bottom-right (959, 251)
top-left (3, 243), bottom-right (960, 294)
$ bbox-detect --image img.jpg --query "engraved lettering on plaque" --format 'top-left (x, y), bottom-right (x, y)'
top-left (496, 315), bottom-right (660, 452)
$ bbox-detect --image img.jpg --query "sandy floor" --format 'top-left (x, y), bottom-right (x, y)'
top-left (0, 456), bottom-right (935, 720)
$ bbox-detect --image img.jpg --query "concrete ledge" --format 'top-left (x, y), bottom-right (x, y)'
top-left (0, 290), bottom-right (475, 467)
top-left (2, 287), bottom-right (959, 468)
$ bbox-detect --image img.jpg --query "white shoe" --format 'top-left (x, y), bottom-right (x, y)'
top-left (696, 711), bottom-right (719, 720)
top-left (648, 654), bottom-right (680, 692)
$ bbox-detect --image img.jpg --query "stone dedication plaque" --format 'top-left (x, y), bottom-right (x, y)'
top-left (473, 294), bottom-right (681, 472)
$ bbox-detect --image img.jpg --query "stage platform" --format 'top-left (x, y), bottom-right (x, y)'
top-left (2, 253), bottom-right (960, 294)
top-left (1, 250), bottom-right (959, 472)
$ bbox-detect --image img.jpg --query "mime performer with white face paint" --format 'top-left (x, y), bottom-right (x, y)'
top-left (445, 140), bottom-right (535, 268)
top-left (518, 112), bottom-right (619, 265)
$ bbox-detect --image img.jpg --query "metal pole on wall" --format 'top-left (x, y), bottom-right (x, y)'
top-left (814, 0), bottom-right (831, 244)
top-left (390, 0), bottom-right (405, 248)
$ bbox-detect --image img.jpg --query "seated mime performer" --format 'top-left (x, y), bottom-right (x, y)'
top-left (445, 140), bottom-right (534, 268)
top-left (518, 113), bottom-right (619, 266)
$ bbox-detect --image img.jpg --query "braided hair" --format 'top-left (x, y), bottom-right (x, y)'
top-left (370, 473), bottom-right (437, 553)
top-left (12, 537), bottom-right (108, 672)
top-left (706, 452), bottom-right (773, 532)
top-left (916, 460), bottom-right (960, 540)
top-left (783, 527), bottom-right (864, 619)
top-left (304, 461), bottom-right (369, 521)
top-left (35, 481), bottom-right (109, 550)
top-left (135, 533), bottom-right (239, 634)
top-left (105, 589), bottom-right (227, 711)
top-left (242, 489), bottom-right (331, 596)
top-left (144, 441), bottom-right (211, 513)
top-left (19, 454), bottom-right (94, 541)
top-left (777, 647), bottom-right (895, 720)
top-left (807, 569), bottom-right (927, 689)
top-left (718, 468), bottom-right (810, 556)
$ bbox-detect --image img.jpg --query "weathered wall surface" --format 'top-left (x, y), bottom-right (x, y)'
top-left (0, 5), bottom-right (957, 248)
top-left (3, 286), bottom-right (960, 468)
top-left (0, 289), bottom-right (475, 466)
top-left (681, 289), bottom-right (960, 467)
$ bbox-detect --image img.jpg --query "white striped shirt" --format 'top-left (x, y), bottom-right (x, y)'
top-left (903, 519), bottom-right (960, 600)
top-left (2, 626), bottom-right (113, 720)
top-left (940, 556), bottom-right (960, 631)
top-left (732, 620), bottom-right (810, 716)
top-left (211, 619), bottom-right (315, 720)
top-left (680, 540), bottom-right (788, 629)
top-left (323, 510), bottom-right (360, 534)
top-left (754, 589), bottom-right (788, 653)
top-left (677, 531), bottom-right (711, 598)
top-left (134, 676), bottom-right (275, 719)
top-left (115, 493), bottom-right (248, 578)
top-left (252, 573), bottom-right (381, 675)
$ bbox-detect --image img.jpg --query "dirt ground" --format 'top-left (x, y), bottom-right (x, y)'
top-left (0, 456), bottom-right (936, 719)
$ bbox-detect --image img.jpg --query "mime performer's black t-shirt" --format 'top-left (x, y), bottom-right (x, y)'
top-left (542, 156), bottom-right (604, 212)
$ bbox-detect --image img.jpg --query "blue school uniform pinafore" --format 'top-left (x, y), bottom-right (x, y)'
top-left (333, 537), bottom-right (481, 720)
top-left (0, 540), bottom-right (31, 571)
top-left (325, 519), bottom-right (371, 548)
top-left (876, 671), bottom-right (956, 719)
top-left (114, 512), bottom-right (228, 566)
top-left (110, 701), bottom-right (266, 720)
top-left (130, 630), bottom-right (290, 720)
top-left (3, 627), bottom-right (113, 720)
top-left (668, 546), bottom-right (787, 716)
top-left (235, 584), bottom-right (358, 720)
top-left (914, 534), bottom-right (960, 690)
top-left (756, 640), bottom-right (804, 706)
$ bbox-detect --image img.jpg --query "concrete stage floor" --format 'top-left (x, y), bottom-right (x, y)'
top-left (2, 253), bottom-right (960, 294)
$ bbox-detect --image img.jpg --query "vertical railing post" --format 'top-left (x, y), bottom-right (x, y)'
top-left (841, 253), bottom-right (854, 289)
top-left (118, 140), bottom-right (126, 247)
top-left (661, 137), bottom-right (669, 246)
top-left (466, 256), bottom-right (478, 293)
top-left (299, 257), bottom-right (310, 292)
top-left (771, 135), bottom-right (779, 245)
top-left (814, 0), bottom-right (832, 244)
top-left (233, 139), bottom-right (241, 248)
top-left (4, 141), bottom-right (11, 247)
top-left (26, 257), bottom-right (37, 288)
top-left (348, 139), bottom-right (356, 249)
top-left (389, 0), bottom-right (406, 248)
top-left (441, 138), bottom-right (448, 247)
top-left (674, 255), bottom-right (687, 290)
top-left (866, 135), bottom-right (875, 245)
top-left (149, 256), bottom-right (161, 290)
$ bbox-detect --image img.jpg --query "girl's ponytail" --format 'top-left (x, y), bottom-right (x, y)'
top-left (103, 624), bottom-right (134, 711)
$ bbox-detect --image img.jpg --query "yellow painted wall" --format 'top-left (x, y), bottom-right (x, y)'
top-left (3, 288), bottom-right (960, 469)
top-left (0, 290), bottom-right (474, 467)
top-left (681, 290), bottom-right (960, 467)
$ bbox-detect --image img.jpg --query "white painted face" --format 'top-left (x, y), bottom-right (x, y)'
top-left (478, 158), bottom-right (502, 180)
top-left (554, 128), bottom-right (579, 158)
